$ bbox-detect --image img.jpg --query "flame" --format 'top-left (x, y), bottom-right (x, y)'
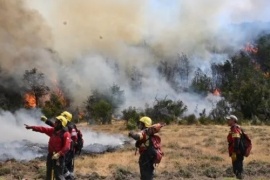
top-left (52, 86), bottom-right (69, 106)
top-left (264, 72), bottom-right (270, 78)
top-left (78, 111), bottom-right (85, 120)
top-left (244, 43), bottom-right (258, 54)
top-left (213, 88), bottom-right (221, 96)
top-left (24, 92), bottom-right (36, 108)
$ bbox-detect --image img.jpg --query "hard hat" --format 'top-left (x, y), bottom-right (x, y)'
top-left (225, 115), bottom-right (238, 122)
top-left (139, 116), bottom-right (152, 127)
top-left (61, 111), bottom-right (72, 122)
top-left (56, 115), bottom-right (68, 127)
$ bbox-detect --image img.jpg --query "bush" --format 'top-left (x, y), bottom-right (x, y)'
top-left (126, 118), bottom-right (138, 130)
top-left (113, 166), bottom-right (134, 180)
top-left (145, 98), bottom-right (187, 124)
top-left (85, 85), bottom-right (125, 124)
top-left (122, 107), bottom-right (140, 122)
top-left (185, 114), bottom-right (197, 125)
top-left (0, 167), bottom-right (10, 176)
top-left (42, 93), bottom-right (67, 118)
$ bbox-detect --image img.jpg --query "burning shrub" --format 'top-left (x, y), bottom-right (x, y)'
top-left (23, 68), bottom-right (50, 108)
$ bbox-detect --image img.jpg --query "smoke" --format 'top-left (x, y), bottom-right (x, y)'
top-left (0, 109), bottom-right (127, 161)
top-left (1, 0), bottom-right (270, 117)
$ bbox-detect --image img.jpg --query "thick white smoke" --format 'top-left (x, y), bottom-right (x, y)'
top-left (1, 0), bottom-right (270, 117)
top-left (0, 109), bottom-right (126, 160)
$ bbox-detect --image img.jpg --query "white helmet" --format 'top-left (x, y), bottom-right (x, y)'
top-left (225, 115), bottom-right (238, 122)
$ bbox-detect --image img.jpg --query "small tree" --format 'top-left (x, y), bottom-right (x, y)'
top-left (85, 84), bottom-right (125, 124)
top-left (122, 106), bottom-right (141, 130)
top-left (92, 100), bottom-right (112, 124)
top-left (190, 68), bottom-right (212, 96)
top-left (209, 99), bottom-right (231, 124)
top-left (145, 97), bottom-right (188, 124)
top-left (23, 68), bottom-right (50, 107)
top-left (42, 93), bottom-right (66, 118)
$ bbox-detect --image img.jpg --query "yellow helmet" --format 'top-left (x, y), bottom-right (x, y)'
top-left (56, 115), bottom-right (68, 127)
top-left (139, 116), bottom-right (152, 127)
top-left (61, 111), bottom-right (72, 122)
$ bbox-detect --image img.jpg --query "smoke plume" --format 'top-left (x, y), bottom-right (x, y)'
top-left (1, 0), bottom-right (270, 115)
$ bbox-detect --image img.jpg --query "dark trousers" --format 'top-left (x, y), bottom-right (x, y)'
top-left (46, 153), bottom-right (66, 180)
top-left (65, 150), bottom-right (75, 173)
top-left (139, 152), bottom-right (154, 180)
top-left (232, 154), bottom-right (244, 176)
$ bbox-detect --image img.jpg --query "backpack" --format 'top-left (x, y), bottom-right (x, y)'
top-left (147, 123), bottom-right (165, 164)
top-left (74, 125), bottom-right (84, 155)
top-left (148, 134), bottom-right (164, 164)
top-left (239, 129), bottom-right (252, 157)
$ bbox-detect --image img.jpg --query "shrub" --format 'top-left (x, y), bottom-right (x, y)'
top-left (184, 114), bottom-right (197, 125)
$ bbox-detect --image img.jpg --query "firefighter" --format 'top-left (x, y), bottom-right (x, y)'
top-left (60, 111), bottom-right (77, 179)
top-left (41, 111), bottom-right (78, 180)
top-left (25, 115), bottom-right (71, 180)
top-left (226, 114), bottom-right (244, 179)
top-left (128, 116), bottom-right (155, 180)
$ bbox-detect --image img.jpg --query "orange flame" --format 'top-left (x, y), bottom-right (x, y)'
top-left (24, 92), bottom-right (36, 108)
top-left (264, 72), bottom-right (270, 78)
top-left (78, 111), bottom-right (85, 120)
top-left (244, 43), bottom-right (258, 54)
top-left (54, 86), bottom-right (68, 106)
top-left (213, 89), bottom-right (221, 96)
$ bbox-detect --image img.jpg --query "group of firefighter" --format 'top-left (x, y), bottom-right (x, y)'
top-left (25, 111), bottom-right (83, 180)
top-left (25, 112), bottom-right (245, 180)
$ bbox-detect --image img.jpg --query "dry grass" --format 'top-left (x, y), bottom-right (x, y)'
top-left (2, 121), bottom-right (270, 179)
top-left (75, 121), bottom-right (270, 179)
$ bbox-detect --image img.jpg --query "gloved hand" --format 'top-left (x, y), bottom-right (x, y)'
top-left (52, 152), bottom-right (60, 160)
top-left (231, 152), bottom-right (237, 162)
top-left (24, 124), bottom-right (33, 130)
top-left (40, 115), bottom-right (47, 121)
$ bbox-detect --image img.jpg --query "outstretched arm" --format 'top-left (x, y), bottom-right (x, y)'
top-left (128, 131), bottom-right (142, 141)
top-left (24, 124), bottom-right (33, 130)
top-left (24, 124), bottom-right (54, 136)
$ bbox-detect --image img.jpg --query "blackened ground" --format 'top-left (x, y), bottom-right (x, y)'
top-left (0, 139), bottom-right (129, 162)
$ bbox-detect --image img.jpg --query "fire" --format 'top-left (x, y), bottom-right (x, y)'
top-left (50, 78), bottom-right (69, 107)
top-left (78, 111), bottom-right (85, 120)
top-left (264, 72), bottom-right (270, 78)
top-left (244, 43), bottom-right (258, 54)
top-left (24, 92), bottom-right (36, 108)
top-left (213, 88), bottom-right (221, 96)
top-left (53, 86), bottom-right (69, 107)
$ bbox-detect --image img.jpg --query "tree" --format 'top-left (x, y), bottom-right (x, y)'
top-left (256, 33), bottom-right (270, 73)
top-left (84, 84), bottom-right (125, 124)
top-left (209, 99), bottom-right (231, 124)
top-left (0, 67), bottom-right (23, 111)
top-left (129, 66), bottom-right (142, 91)
top-left (42, 93), bottom-right (66, 118)
top-left (211, 43), bottom-right (270, 120)
top-left (23, 68), bottom-right (50, 107)
top-left (158, 53), bottom-right (192, 91)
top-left (109, 84), bottom-right (125, 111)
top-left (190, 68), bottom-right (212, 96)
top-left (145, 97), bottom-right (188, 124)
top-left (93, 100), bottom-right (112, 124)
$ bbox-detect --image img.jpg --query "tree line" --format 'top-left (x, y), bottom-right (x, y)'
top-left (0, 33), bottom-right (270, 125)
